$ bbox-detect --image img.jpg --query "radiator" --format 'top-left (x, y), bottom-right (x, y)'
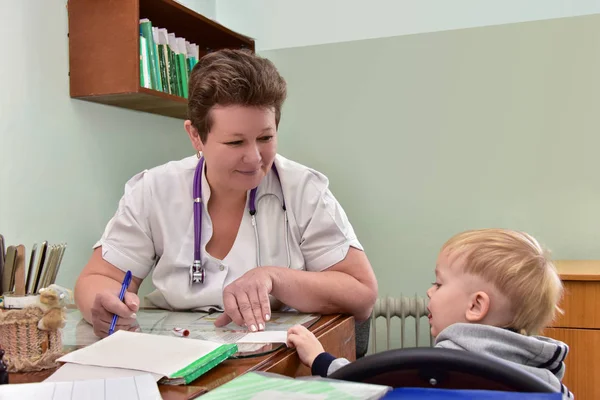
top-left (370, 295), bottom-right (433, 353)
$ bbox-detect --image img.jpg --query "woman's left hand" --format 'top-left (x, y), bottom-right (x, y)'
top-left (214, 267), bottom-right (274, 331)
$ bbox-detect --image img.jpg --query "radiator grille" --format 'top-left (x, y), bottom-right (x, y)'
top-left (370, 295), bottom-right (433, 352)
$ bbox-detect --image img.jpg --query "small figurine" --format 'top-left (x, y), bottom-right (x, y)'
top-left (0, 349), bottom-right (8, 384)
top-left (37, 284), bottom-right (73, 331)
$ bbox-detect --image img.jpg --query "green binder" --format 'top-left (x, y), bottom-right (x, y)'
top-left (161, 342), bottom-right (238, 385)
top-left (139, 19), bottom-right (162, 92)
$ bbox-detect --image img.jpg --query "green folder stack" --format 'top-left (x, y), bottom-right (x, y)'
top-left (160, 342), bottom-right (237, 385)
top-left (138, 18), bottom-right (200, 98)
top-left (163, 342), bottom-right (237, 385)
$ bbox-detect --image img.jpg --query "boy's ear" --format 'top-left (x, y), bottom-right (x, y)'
top-left (465, 291), bottom-right (490, 322)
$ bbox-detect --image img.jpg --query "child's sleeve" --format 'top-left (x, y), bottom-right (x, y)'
top-left (561, 382), bottom-right (574, 399)
top-left (311, 352), bottom-right (351, 377)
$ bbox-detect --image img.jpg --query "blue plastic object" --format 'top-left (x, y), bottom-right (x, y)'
top-left (382, 387), bottom-right (561, 399)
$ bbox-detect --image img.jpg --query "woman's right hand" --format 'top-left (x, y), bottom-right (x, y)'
top-left (90, 290), bottom-right (140, 338)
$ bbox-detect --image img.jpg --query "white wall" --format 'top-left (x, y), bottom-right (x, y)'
top-left (216, 0), bottom-right (600, 51)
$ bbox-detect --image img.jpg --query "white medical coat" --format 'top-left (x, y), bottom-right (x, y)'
top-left (95, 154), bottom-right (363, 311)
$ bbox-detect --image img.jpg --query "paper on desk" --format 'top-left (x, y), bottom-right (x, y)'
top-left (45, 363), bottom-right (163, 383)
top-left (251, 391), bottom-right (326, 400)
top-left (198, 372), bottom-right (391, 399)
top-left (0, 373), bottom-right (161, 400)
top-left (236, 330), bottom-right (288, 343)
top-left (58, 330), bottom-right (225, 378)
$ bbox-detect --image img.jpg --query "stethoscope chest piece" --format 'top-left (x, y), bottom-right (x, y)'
top-left (190, 259), bottom-right (205, 284)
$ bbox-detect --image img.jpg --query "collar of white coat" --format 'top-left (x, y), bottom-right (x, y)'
top-left (197, 153), bottom-right (291, 206)
top-left (199, 154), bottom-right (212, 204)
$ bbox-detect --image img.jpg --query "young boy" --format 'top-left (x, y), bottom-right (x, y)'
top-left (287, 229), bottom-right (573, 398)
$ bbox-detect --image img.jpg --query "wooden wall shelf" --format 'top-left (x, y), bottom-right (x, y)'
top-left (67, 0), bottom-right (255, 119)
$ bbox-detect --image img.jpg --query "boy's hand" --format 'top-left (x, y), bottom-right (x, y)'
top-left (287, 324), bottom-right (325, 368)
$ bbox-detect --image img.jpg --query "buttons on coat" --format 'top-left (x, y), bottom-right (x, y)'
top-left (219, 264), bottom-right (225, 271)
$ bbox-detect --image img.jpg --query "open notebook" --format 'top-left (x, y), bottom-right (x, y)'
top-left (0, 374), bottom-right (161, 400)
top-left (58, 330), bottom-right (237, 385)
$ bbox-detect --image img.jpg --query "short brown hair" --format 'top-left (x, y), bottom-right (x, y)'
top-left (441, 229), bottom-right (563, 335)
top-left (187, 49), bottom-right (287, 143)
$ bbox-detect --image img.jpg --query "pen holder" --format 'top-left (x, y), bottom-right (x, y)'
top-left (2, 293), bottom-right (41, 309)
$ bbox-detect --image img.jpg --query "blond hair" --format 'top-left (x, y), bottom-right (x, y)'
top-left (441, 229), bottom-right (563, 335)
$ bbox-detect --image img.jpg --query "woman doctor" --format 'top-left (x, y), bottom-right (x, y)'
top-left (74, 49), bottom-right (378, 338)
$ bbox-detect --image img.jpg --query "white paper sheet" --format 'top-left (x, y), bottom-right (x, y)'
top-left (45, 363), bottom-right (163, 383)
top-left (236, 330), bottom-right (288, 343)
top-left (58, 330), bottom-right (224, 378)
top-left (0, 374), bottom-right (162, 400)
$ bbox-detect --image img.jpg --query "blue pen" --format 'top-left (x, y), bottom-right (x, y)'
top-left (108, 270), bottom-right (133, 336)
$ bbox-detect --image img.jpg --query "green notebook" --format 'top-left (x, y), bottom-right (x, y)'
top-left (57, 330), bottom-right (238, 385)
top-left (139, 19), bottom-right (162, 92)
top-left (199, 372), bottom-right (391, 399)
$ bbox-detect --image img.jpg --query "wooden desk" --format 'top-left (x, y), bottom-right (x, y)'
top-left (8, 314), bottom-right (356, 400)
top-left (544, 260), bottom-right (600, 400)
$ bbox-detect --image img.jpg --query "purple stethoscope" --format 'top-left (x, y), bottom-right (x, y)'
top-left (190, 157), bottom-right (291, 285)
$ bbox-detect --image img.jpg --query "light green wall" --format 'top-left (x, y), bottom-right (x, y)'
top-left (217, 0), bottom-right (600, 51)
top-left (0, 1), bottom-right (195, 295)
top-left (181, 0), bottom-right (216, 21)
top-left (262, 14), bottom-right (600, 348)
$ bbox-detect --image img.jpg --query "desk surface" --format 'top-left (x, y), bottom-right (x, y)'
top-left (9, 313), bottom-right (356, 400)
top-left (554, 260), bottom-right (600, 281)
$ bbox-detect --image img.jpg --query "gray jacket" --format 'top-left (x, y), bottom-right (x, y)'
top-left (435, 323), bottom-right (573, 398)
top-left (322, 323), bottom-right (572, 398)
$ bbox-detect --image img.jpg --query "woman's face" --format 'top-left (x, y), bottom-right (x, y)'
top-left (186, 105), bottom-right (278, 194)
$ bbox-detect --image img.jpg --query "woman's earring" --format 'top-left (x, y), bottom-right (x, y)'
top-left (196, 150), bottom-right (201, 159)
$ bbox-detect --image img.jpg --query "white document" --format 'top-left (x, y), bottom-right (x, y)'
top-left (0, 374), bottom-right (162, 400)
top-left (45, 363), bottom-right (162, 383)
top-left (236, 330), bottom-right (288, 343)
top-left (58, 330), bottom-right (223, 378)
